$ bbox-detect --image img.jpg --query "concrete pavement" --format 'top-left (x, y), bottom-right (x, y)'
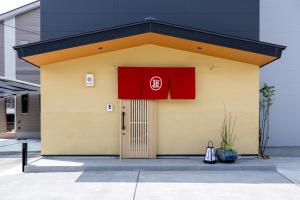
top-left (0, 171), bottom-right (300, 200)
top-left (25, 156), bottom-right (278, 172)
top-left (0, 139), bottom-right (40, 153)
top-left (1, 141), bottom-right (300, 200)
top-left (0, 171), bottom-right (138, 200)
top-left (1, 156), bottom-right (300, 199)
top-left (25, 156), bottom-right (300, 173)
top-left (0, 139), bottom-right (41, 175)
top-left (0, 153), bottom-right (40, 176)
top-left (135, 171), bottom-right (300, 200)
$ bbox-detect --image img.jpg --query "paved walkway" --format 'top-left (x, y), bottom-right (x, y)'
top-left (25, 156), bottom-right (300, 187)
top-left (26, 156), bottom-right (298, 172)
top-left (0, 170), bottom-right (300, 200)
top-left (0, 139), bottom-right (40, 176)
top-left (1, 156), bottom-right (300, 199)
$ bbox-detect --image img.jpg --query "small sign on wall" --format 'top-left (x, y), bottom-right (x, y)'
top-left (106, 104), bottom-right (113, 112)
top-left (86, 74), bottom-right (94, 87)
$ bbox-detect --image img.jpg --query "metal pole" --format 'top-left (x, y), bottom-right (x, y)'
top-left (22, 142), bottom-right (28, 172)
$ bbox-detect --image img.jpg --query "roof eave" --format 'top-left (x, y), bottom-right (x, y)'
top-left (14, 20), bottom-right (286, 66)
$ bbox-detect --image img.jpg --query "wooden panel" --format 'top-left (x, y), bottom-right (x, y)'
top-left (120, 100), bottom-right (130, 158)
top-left (120, 99), bottom-right (156, 158)
top-left (148, 100), bottom-right (156, 158)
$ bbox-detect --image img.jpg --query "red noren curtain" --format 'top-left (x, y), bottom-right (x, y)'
top-left (118, 67), bottom-right (195, 99)
top-left (169, 67), bottom-right (195, 99)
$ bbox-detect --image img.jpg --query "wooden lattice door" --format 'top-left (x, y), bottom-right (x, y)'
top-left (120, 100), bottom-right (156, 158)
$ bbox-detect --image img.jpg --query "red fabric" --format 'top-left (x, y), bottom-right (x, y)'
top-left (118, 67), bottom-right (143, 99)
top-left (170, 67), bottom-right (195, 99)
top-left (142, 68), bottom-right (169, 99)
top-left (118, 67), bottom-right (195, 99)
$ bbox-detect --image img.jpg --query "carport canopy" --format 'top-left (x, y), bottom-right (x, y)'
top-left (0, 76), bottom-right (39, 98)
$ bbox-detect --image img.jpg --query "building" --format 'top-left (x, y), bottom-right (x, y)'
top-left (10, 0), bottom-right (299, 156)
top-left (40, 0), bottom-right (260, 41)
top-left (0, 1), bottom-right (40, 139)
top-left (14, 0), bottom-right (286, 156)
top-left (260, 0), bottom-right (300, 154)
top-left (3, 0), bottom-right (298, 155)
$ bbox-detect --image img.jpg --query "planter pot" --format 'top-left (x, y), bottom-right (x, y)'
top-left (216, 149), bottom-right (238, 163)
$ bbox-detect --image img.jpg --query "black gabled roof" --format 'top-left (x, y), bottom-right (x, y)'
top-left (14, 20), bottom-right (286, 59)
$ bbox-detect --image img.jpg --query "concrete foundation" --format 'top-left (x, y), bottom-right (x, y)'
top-left (25, 156), bottom-right (278, 173)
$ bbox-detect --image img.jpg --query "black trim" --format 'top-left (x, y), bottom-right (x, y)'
top-left (260, 57), bottom-right (280, 68)
top-left (14, 20), bottom-right (286, 62)
top-left (9, 85), bottom-right (37, 91)
top-left (0, 86), bottom-right (23, 92)
top-left (20, 57), bottom-right (40, 68)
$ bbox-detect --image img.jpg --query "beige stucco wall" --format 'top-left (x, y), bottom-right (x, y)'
top-left (41, 44), bottom-right (259, 155)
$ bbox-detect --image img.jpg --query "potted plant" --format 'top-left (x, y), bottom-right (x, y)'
top-left (216, 111), bottom-right (238, 163)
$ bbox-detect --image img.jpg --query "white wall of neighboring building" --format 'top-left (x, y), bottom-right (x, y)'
top-left (260, 0), bottom-right (300, 146)
top-left (4, 17), bottom-right (16, 79)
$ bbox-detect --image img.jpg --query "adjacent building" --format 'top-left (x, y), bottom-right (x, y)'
top-left (0, 1), bottom-right (40, 139)
top-left (260, 0), bottom-right (300, 154)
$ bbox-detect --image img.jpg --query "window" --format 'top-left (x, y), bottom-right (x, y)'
top-left (5, 96), bottom-right (16, 132)
top-left (21, 94), bottom-right (29, 114)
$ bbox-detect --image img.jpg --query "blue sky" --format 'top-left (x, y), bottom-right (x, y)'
top-left (0, 0), bottom-right (36, 14)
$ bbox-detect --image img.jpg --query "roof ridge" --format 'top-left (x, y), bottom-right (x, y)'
top-left (14, 20), bottom-right (286, 50)
top-left (14, 20), bottom-right (286, 67)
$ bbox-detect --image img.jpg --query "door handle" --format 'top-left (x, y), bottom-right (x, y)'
top-left (122, 112), bottom-right (125, 130)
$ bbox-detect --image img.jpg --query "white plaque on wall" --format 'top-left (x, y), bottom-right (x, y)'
top-left (86, 74), bottom-right (94, 87)
top-left (106, 104), bottom-right (113, 112)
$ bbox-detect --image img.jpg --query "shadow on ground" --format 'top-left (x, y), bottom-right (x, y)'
top-left (76, 170), bottom-right (292, 184)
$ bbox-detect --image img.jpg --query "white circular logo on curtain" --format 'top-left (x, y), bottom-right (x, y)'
top-left (150, 76), bottom-right (162, 91)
